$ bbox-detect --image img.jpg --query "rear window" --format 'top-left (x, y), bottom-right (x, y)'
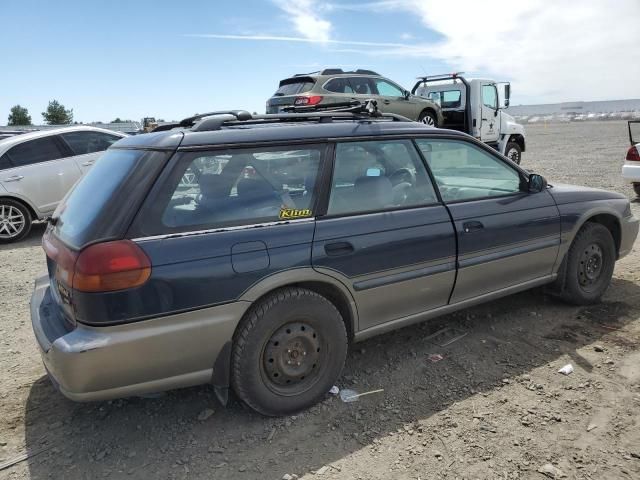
top-left (53, 149), bottom-right (157, 247)
top-left (274, 78), bottom-right (315, 96)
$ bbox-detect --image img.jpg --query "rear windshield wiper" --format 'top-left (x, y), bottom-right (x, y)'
top-left (274, 93), bottom-right (285, 97)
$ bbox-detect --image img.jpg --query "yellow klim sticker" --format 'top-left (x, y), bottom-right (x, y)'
top-left (279, 208), bottom-right (312, 220)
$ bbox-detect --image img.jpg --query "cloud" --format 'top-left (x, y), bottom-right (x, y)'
top-left (272, 0), bottom-right (332, 42)
top-left (328, 0), bottom-right (640, 102)
top-left (185, 33), bottom-right (411, 49)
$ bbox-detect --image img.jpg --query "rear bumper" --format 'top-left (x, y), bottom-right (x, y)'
top-left (30, 275), bottom-right (248, 401)
top-left (619, 214), bottom-right (640, 259)
top-left (622, 162), bottom-right (640, 183)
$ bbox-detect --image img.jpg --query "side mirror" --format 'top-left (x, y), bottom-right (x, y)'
top-left (528, 174), bottom-right (547, 193)
top-left (504, 84), bottom-right (510, 108)
top-left (403, 90), bottom-right (411, 100)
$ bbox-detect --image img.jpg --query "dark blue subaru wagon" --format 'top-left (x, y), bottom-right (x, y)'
top-left (31, 108), bottom-right (638, 415)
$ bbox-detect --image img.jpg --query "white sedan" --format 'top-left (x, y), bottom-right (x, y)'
top-left (622, 121), bottom-right (640, 197)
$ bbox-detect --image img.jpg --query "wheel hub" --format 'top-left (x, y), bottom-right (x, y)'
top-left (0, 205), bottom-right (25, 238)
top-left (578, 243), bottom-right (603, 286)
top-left (263, 322), bottom-right (321, 387)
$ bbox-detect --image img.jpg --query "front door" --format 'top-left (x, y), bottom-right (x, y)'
top-left (370, 78), bottom-right (414, 118)
top-left (312, 139), bottom-right (457, 331)
top-left (415, 138), bottom-right (560, 303)
top-left (0, 135), bottom-right (82, 214)
top-left (480, 83), bottom-right (500, 143)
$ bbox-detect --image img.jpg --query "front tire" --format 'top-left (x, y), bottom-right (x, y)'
top-left (633, 183), bottom-right (640, 197)
top-left (505, 142), bottom-right (522, 164)
top-left (0, 199), bottom-right (32, 243)
top-left (559, 223), bottom-right (616, 305)
top-left (418, 110), bottom-right (438, 127)
top-left (231, 287), bottom-right (348, 416)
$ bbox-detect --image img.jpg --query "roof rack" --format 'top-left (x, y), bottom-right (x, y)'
top-left (415, 72), bottom-right (465, 82)
top-left (154, 100), bottom-right (410, 134)
top-left (291, 68), bottom-right (381, 77)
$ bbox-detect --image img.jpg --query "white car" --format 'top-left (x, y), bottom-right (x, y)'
top-left (0, 126), bottom-right (126, 242)
top-left (622, 121), bottom-right (640, 197)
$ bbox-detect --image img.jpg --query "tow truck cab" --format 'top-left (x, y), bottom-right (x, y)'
top-left (412, 73), bottom-right (526, 164)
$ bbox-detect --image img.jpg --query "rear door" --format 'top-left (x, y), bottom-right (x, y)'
top-left (0, 135), bottom-right (81, 214)
top-left (312, 139), bottom-right (456, 331)
top-left (59, 130), bottom-right (123, 174)
top-left (415, 138), bottom-right (560, 303)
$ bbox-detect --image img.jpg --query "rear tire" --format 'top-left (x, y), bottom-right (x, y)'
top-left (0, 198), bottom-right (32, 244)
top-left (505, 142), bottom-right (522, 164)
top-left (231, 287), bottom-right (348, 416)
top-left (559, 223), bottom-right (616, 305)
top-left (633, 183), bottom-right (640, 197)
top-left (418, 110), bottom-right (438, 127)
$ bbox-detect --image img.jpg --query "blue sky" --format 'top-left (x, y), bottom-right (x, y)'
top-left (2, 0), bottom-right (639, 125)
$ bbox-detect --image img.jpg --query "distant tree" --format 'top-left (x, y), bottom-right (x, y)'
top-left (42, 100), bottom-right (73, 125)
top-left (7, 105), bottom-right (32, 125)
top-left (111, 117), bottom-right (122, 123)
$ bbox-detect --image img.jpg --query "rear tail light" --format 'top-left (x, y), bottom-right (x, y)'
top-left (43, 231), bottom-right (151, 293)
top-left (74, 241), bottom-right (151, 292)
top-left (626, 145), bottom-right (640, 162)
top-left (294, 95), bottom-right (323, 106)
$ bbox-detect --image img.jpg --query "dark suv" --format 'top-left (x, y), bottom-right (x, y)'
top-left (267, 68), bottom-right (444, 126)
top-left (31, 108), bottom-right (638, 416)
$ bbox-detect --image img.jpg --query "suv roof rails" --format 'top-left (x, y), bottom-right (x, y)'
top-left (303, 68), bottom-right (381, 76)
top-left (157, 100), bottom-right (411, 134)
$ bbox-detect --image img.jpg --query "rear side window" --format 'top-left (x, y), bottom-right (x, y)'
top-left (5, 136), bottom-right (65, 167)
top-left (61, 131), bottom-right (121, 155)
top-left (327, 140), bottom-right (438, 216)
top-left (274, 79), bottom-right (315, 96)
top-left (349, 77), bottom-right (374, 95)
top-left (141, 145), bottom-right (325, 234)
top-left (324, 78), bottom-right (354, 93)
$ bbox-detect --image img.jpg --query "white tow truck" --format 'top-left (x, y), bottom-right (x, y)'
top-left (412, 73), bottom-right (526, 164)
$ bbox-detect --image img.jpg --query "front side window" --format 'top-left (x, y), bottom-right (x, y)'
top-left (328, 139), bottom-right (438, 216)
top-left (159, 146), bottom-right (324, 230)
top-left (5, 136), bottom-right (65, 167)
top-left (482, 85), bottom-right (498, 109)
top-left (61, 131), bottom-right (121, 155)
top-left (415, 139), bottom-right (522, 202)
top-left (442, 90), bottom-right (462, 108)
top-left (0, 154), bottom-right (12, 170)
top-left (373, 79), bottom-right (404, 97)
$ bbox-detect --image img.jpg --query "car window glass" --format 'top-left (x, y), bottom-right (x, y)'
top-left (374, 79), bottom-right (403, 97)
top-left (0, 153), bottom-right (12, 170)
top-left (5, 136), bottom-right (65, 167)
top-left (61, 131), bottom-right (121, 155)
top-left (442, 90), bottom-right (462, 108)
top-left (482, 85), bottom-right (498, 109)
top-left (348, 77), bottom-right (373, 95)
top-left (416, 139), bottom-right (521, 202)
top-left (328, 140), bottom-right (438, 216)
top-left (160, 146), bottom-right (324, 229)
top-left (274, 81), bottom-right (315, 96)
top-left (324, 78), bottom-right (354, 94)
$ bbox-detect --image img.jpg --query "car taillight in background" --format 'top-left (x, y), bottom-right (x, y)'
top-left (294, 95), bottom-right (323, 106)
top-left (43, 230), bottom-right (151, 293)
top-left (626, 145), bottom-right (640, 161)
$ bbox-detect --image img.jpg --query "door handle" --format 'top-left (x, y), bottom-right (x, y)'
top-left (81, 160), bottom-right (95, 166)
top-left (4, 175), bottom-right (24, 182)
top-left (463, 221), bottom-right (484, 233)
top-left (383, 100), bottom-right (391, 105)
top-left (324, 242), bottom-right (354, 256)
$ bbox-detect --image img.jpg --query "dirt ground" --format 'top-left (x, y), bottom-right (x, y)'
top-left (1, 120), bottom-right (639, 480)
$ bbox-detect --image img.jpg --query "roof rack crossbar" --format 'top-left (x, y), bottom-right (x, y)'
top-left (415, 72), bottom-right (465, 82)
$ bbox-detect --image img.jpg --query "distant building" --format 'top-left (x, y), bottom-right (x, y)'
top-left (509, 99), bottom-right (640, 116)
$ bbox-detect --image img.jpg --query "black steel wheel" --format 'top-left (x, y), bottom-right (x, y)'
top-left (559, 222), bottom-right (616, 305)
top-left (633, 183), bottom-right (640, 197)
top-left (231, 287), bottom-right (348, 416)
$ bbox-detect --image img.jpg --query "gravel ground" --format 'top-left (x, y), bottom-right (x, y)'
top-left (1, 120), bottom-right (639, 480)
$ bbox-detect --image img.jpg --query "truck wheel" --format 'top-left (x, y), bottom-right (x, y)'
top-left (231, 287), bottom-right (348, 416)
top-left (559, 223), bottom-right (616, 305)
top-left (633, 183), bottom-right (640, 197)
top-left (505, 142), bottom-right (522, 164)
top-left (418, 110), bottom-right (438, 127)
top-left (0, 198), bottom-right (32, 243)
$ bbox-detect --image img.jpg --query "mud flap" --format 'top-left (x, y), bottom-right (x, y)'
top-left (212, 341), bottom-right (231, 406)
